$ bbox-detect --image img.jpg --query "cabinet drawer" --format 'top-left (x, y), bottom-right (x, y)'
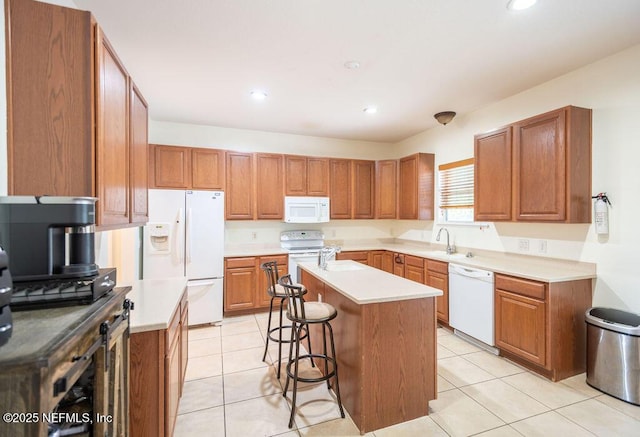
top-left (426, 259), bottom-right (448, 274)
top-left (405, 255), bottom-right (424, 268)
top-left (259, 254), bottom-right (288, 266)
top-left (495, 274), bottom-right (546, 300)
top-left (225, 257), bottom-right (256, 269)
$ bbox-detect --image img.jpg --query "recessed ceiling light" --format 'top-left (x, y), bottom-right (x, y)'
top-left (363, 106), bottom-right (378, 114)
top-left (344, 61), bottom-right (361, 70)
top-left (250, 90), bottom-right (268, 100)
top-left (507, 0), bottom-right (537, 10)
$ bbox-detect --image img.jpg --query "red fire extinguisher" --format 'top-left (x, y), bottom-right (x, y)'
top-left (592, 193), bottom-right (611, 235)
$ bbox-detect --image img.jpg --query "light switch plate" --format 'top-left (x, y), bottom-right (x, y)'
top-left (518, 239), bottom-right (530, 251)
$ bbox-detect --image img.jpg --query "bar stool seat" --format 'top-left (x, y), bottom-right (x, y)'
top-left (278, 274), bottom-right (345, 429)
top-left (260, 261), bottom-right (311, 378)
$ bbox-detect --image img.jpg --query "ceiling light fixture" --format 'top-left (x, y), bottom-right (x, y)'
top-left (250, 90), bottom-right (268, 100)
top-left (363, 106), bottom-right (378, 114)
top-left (434, 111), bottom-right (456, 125)
top-left (344, 61), bottom-right (361, 70)
top-left (506, 0), bottom-right (537, 11)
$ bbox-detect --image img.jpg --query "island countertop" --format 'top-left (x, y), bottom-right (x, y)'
top-left (298, 260), bottom-right (442, 305)
top-left (126, 277), bottom-right (187, 334)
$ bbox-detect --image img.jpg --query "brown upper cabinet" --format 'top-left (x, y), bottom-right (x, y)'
top-left (475, 106), bottom-right (592, 223)
top-left (95, 27), bottom-right (130, 227)
top-left (352, 160), bottom-right (375, 219)
top-left (225, 152), bottom-right (254, 220)
top-left (329, 159), bottom-right (353, 219)
top-left (376, 160), bottom-right (398, 219)
top-left (129, 82), bottom-right (149, 224)
top-left (329, 159), bottom-right (375, 219)
top-left (474, 127), bottom-right (513, 221)
top-left (5, 0), bottom-right (148, 229)
top-left (255, 153), bottom-right (284, 220)
top-left (284, 155), bottom-right (329, 196)
top-left (398, 153), bottom-right (435, 220)
top-left (150, 145), bottom-right (225, 190)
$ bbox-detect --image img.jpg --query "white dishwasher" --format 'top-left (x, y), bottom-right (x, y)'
top-left (448, 263), bottom-right (495, 347)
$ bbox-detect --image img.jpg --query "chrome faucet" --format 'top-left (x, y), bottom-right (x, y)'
top-left (318, 245), bottom-right (341, 270)
top-left (436, 227), bottom-right (456, 255)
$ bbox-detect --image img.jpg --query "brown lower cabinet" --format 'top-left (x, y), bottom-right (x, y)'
top-left (368, 250), bottom-right (394, 273)
top-left (494, 274), bottom-right (592, 381)
top-left (336, 250), bottom-right (369, 265)
top-left (425, 259), bottom-right (449, 324)
top-left (224, 254), bottom-right (288, 314)
top-left (130, 289), bottom-right (188, 437)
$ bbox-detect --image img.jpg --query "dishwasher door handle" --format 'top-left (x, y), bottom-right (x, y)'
top-left (448, 263), bottom-right (494, 279)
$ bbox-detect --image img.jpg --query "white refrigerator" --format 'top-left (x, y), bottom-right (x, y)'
top-left (143, 189), bottom-right (224, 326)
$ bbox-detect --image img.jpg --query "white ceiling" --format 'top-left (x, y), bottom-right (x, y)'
top-left (73, 0), bottom-right (640, 143)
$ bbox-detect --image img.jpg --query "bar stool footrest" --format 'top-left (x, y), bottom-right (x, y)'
top-left (286, 354), bottom-right (337, 383)
top-left (267, 325), bottom-right (308, 344)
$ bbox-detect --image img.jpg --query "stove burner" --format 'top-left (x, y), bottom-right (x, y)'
top-left (10, 268), bottom-right (116, 310)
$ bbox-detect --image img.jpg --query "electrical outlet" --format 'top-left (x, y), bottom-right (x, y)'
top-left (539, 240), bottom-right (548, 253)
top-left (251, 232), bottom-right (257, 240)
top-left (331, 230), bottom-right (336, 238)
top-left (518, 239), bottom-right (530, 251)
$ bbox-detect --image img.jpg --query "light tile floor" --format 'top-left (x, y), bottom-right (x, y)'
top-left (174, 312), bottom-right (640, 436)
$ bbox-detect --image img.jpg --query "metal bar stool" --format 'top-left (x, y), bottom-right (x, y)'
top-left (278, 274), bottom-right (345, 429)
top-left (260, 261), bottom-right (312, 378)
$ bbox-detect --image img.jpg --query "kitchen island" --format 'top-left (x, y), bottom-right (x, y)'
top-left (298, 260), bottom-right (442, 434)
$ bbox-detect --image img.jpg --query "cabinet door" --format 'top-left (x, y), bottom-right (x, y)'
top-left (192, 148), bottom-right (225, 190)
top-left (6, 0), bottom-right (94, 197)
top-left (307, 158), bottom-right (330, 196)
top-left (165, 335), bottom-right (180, 437)
top-left (330, 159), bottom-right (352, 219)
top-left (376, 160), bottom-right (398, 219)
top-left (513, 109), bottom-right (566, 221)
top-left (399, 153), bottom-right (434, 220)
top-left (474, 127), bottom-right (512, 221)
top-left (180, 300), bottom-right (189, 391)
top-left (225, 152), bottom-right (254, 220)
top-left (129, 82), bottom-right (149, 224)
top-left (369, 251), bottom-right (383, 270)
top-left (381, 252), bottom-right (394, 273)
top-left (96, 27), bottom-right (130, 227)
top-left (152, 145), bottom-right (191, 189)
top-left (224, 266), bottom-right (257, 311)
top-left (285, 155), bottom-right (307, 196)
top-left (256, 153), bottom-right (284, 219)
top-left (352, 160), bottom-right (375, 219)
top-left (495, 289), bottom-right (547, 366)
top-left (257, 255), bottom-right (288, 308)
top-left (427, 270), bottom-right (449, 324)
top-left (393, 253), bottom-right (405, 277)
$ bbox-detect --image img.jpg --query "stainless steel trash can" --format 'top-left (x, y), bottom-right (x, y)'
top-left (586, 307), bottom-right (640, 405)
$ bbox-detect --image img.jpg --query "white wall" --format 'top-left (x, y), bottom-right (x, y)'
top-left (150, 121), bottom-right (395, 159)
top-left (396, 44), bottom-right (640, 313)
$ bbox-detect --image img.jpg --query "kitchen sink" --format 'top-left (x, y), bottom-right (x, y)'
top-left (324, 261), bottom-right (366, 272)
top-left (424, 251), bottom-right (470, 260)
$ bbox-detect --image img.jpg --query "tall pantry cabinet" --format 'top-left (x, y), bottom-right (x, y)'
top-left (5, 0), bottom-right (149, 228)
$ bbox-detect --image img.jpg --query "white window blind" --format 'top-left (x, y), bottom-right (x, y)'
top-left (439, 158), bottom-right (474, 209)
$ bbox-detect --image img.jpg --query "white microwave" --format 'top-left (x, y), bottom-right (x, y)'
top-left (284, 196), bottom-right (330, 223)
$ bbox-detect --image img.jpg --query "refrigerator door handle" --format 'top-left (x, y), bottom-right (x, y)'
top-left (186, 208), bottom-right (192, 264)
top-left (177, 208), bottom-right (185, 263)
top-left (188, 278), bottom-right (219, 286)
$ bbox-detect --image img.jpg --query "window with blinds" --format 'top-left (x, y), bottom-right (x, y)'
top-left (438, 158), bottom-right (474, 222)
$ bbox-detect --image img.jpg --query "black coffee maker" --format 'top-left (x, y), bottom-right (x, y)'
top-left (0, 196), bottom-right (99, 282)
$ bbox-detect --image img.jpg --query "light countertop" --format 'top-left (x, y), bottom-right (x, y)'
top-left (338, 241), bottom-right (597, 282)
top-left (126, 277), bottom-right (188, 333)
top-left (298, 260), bottom-right (442, 305)
top-left (226, 239), bottom-right (596, 283)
